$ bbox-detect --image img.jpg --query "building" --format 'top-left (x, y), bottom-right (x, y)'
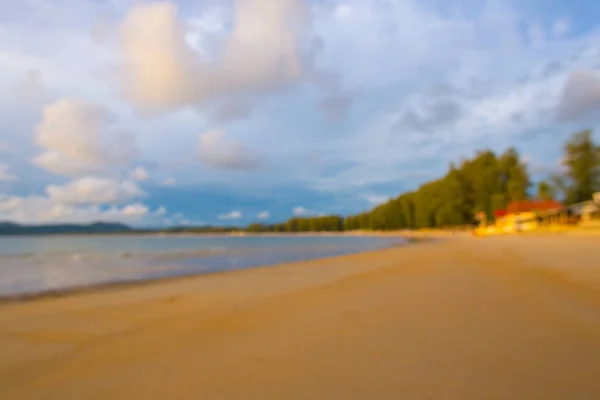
top-left (569, 193), bottom-right (600, 226)
top-left (493, 200), bottom-right (564, 233)
top-left (474, 193), bottom-right (600, 236)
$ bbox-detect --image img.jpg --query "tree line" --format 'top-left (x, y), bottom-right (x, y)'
top-left (250, 130), bottom-right (599, 232)
top-left (246, 215), bottom-right (344, 233)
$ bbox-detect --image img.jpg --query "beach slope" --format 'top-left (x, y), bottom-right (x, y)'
top-left (1, 236), bottom-right (600, 399)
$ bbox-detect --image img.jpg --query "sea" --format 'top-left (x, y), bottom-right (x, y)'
top-left (0, 234), bottom-right (406, 298)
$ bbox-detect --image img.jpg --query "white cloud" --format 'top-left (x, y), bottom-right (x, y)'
top-left (0, 164), bottom-right (17, 182)
top-left (153, 206), bottom-right (167, 217)
top-left (45, 177), bottom-right (144, 205)
top-left (131, 166), bottom-right (149, 181)
top-left (0, 195), bottom-right (155, 225)
top-left (36, 99), bottom-right (111, 162)
top-left (185, 7), bottom-right (229, 56)
top-left (292, 206), bottom-right (311, 216)
top-left (119, 2), bottom-right (199, 110)
top-left (256, 211), bottom-right (270, 219)
top-left (552, 18), bottom-right (570, 37)
top-left (218, 210), bottom-right (243, 220)
top-left (160, 177), bottom-right (176, 186)
top-left (32, 152), bottom-right (105, 177)
top-left (198, 130), bottom-right (260, 170)
top-left (118, 0), bottom-right (308, 111)
top-left (0, 142), bottom-right (9, 153)
top-left (121, 203), bottom-right (149, 217)
top-left (366, 195), bottom-right (389, 205)
top-left (33, 99), bottom-right (137, 176)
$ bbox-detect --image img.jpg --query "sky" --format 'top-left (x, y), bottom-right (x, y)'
top-left (2, 0), bottom-right (600, 227)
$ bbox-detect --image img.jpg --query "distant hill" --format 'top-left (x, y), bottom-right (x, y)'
top-left (0, 222), bottom-right (133, 236)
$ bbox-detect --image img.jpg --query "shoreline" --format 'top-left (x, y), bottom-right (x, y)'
top-left (0, 236), bottom-right (427, 304)
top-left (0, 229), bottom-right (469, 238)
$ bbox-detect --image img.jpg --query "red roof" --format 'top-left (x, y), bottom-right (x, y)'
top-left (506, 200), bottom-right (563, 213)
top-left (494, 209), bottom-right (509, 218)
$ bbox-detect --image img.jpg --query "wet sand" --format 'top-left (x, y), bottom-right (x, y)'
top-left (1, 236), bottom-right (599, 399)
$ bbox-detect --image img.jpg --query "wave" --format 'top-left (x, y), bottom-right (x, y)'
top-left (0, 238), bottom-right (405, 273)
top-left (0, 247), bottom-right (233, 266)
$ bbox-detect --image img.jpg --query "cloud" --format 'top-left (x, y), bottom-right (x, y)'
top-left (0, 164), bottom-right (17, 182)
top-left (36, 99), bottom-right (111, 162)
top-left (210, 98), bottom-right (254, 124)
top-left (45, 177), bottom-right (144, 205)
top-left (11, 69), bottom-right (51, 105)
top-left (320, 94), bottom-right (353, 120)
top-left (0, 142), bottom-right (9, 153)
top-left (310, 0), bottom-right (481, 88)
top-left (160, 177), bottom-right (176, 186)
top-left (198, 130), bottom-right (260, 170)
top-left (218, 210), bottom-right (242, 220)
top-left (33, 99), bottom-right (137, 176)
top-left (311, 54), bottom-right (573, 193)
top-left (0, 195), bottom-right (156, 225)
top-left (121, 203), bottom-right (149, 217)
top-left (91, 16), bottom-right (117, 47)
top-left (256, 211), bottom-right (270, 219)
top-left (366, 195), bottom-right (389, 205)
top-left (552, 18), bottom-right (570, 37)
top-left (119, 0), bottom-right (308, 111)
top-left (131, 166), bottom-right (149, 181)
top-left (292, 206), bottom-right (311, 216)
top-left (557, 70), bottom-right (600, 121)
top-left (527, 23), bottom-right (546, 48)
top-left (392, 98), bottom-right (462, 134)
top-left (152, 206), bottom-right (167, 217)
top-left (119, 2), bottom-right (200, 110)
top-left (32, 152), bottom-right (105, 176)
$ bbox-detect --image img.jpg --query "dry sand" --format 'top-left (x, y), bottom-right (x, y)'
top-left (1, 236), bottom-right (599, 399)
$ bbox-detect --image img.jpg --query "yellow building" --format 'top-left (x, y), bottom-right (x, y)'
top-left (494, 212), bottom-right (537, 233)
top-left (473, 200), bottom-right (565, 236)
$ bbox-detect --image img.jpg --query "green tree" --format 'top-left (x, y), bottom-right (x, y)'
top-left (559, 130), bottom-right (600, 204)
top-left (537, 180), bottom-right (555, 201)
top-left (462, 151), bottom-right (501, 219)
top-left (498, 147), bottom-right (530, 203)
top-left (399, 194), bottom-right (415, 229)
top-left (434, 166), bottom-right (470, 226)
top-left (285, 218), bottom-right (299, 232)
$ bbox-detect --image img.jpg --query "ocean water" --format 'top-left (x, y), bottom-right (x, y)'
top-left (0, 235), bottom-right (405, 298)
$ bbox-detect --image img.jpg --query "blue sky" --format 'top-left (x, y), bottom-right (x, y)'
top-left (1, 0), bottom-right (600, 226)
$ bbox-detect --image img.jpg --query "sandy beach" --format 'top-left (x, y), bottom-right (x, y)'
top-left (1, 236), bottom-right (599, 399)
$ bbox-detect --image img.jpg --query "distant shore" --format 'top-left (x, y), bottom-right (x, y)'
top-left (1, 235), bottom-right (600, 399)
top-left (0, 229), bottom-right (466, 239)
